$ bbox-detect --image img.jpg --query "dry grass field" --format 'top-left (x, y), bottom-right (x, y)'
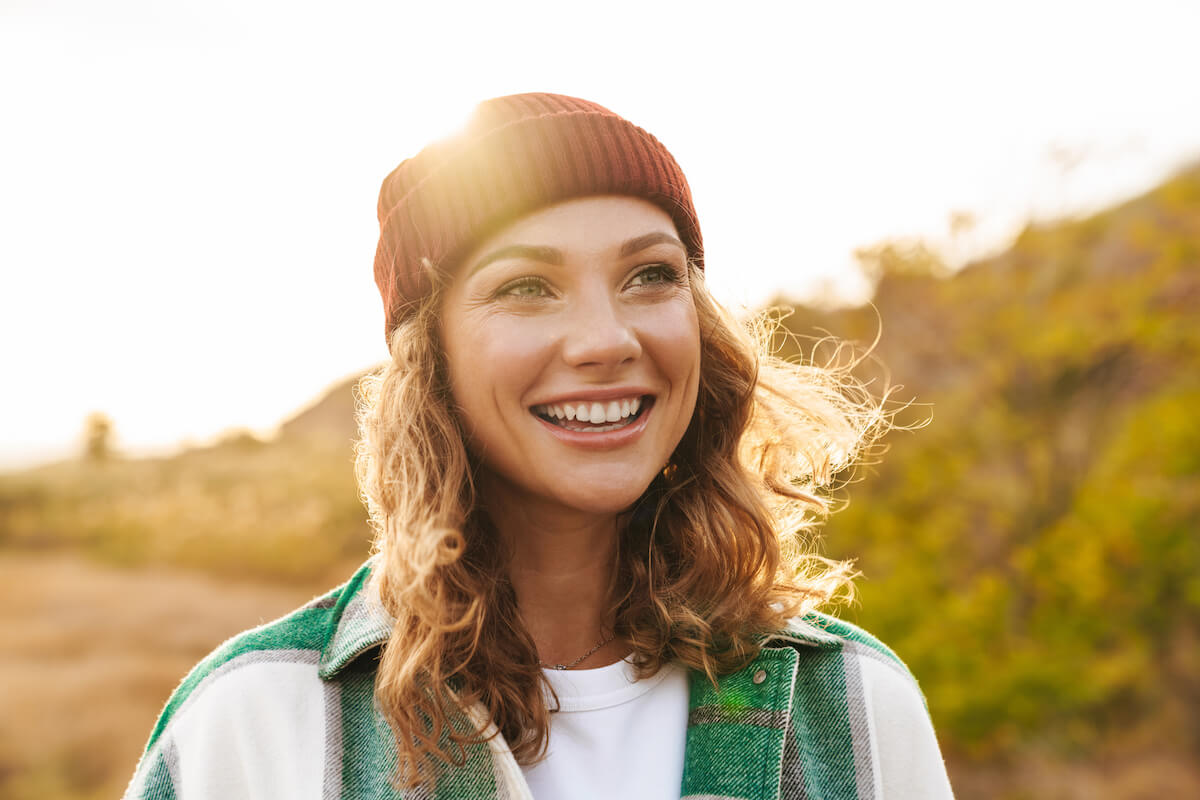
top-left (0, 552), bottom-right (330, 800)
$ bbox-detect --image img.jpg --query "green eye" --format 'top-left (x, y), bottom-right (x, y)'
top-left (499, 278), bottom-right (550, 298)
top-left (629, 265), bottom-right (682, 288)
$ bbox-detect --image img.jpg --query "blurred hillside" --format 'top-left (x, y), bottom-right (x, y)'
top-left (1, 166), bottom-right (1198, 799)
top-left (782, 165), bottom-right (1200, 797)
top-left (277, 375), bottom-right (360, 445)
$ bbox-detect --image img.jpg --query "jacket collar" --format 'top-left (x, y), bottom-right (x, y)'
top-left (318, 559), bottom-right (392, 680)
top-left (317, 561), bottom-right (838, 800)
top-left (319, 559), bottom-right (839, 680)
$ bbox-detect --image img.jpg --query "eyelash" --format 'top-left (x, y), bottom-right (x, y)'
top-left (495, 264), bottom-right (684, 299)
top-left (496, 276), bottom-right (549, 298)
top-left (629, 264), bottom-right (685, 287)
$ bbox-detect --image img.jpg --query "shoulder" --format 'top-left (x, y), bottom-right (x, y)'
top-left (763, 610), bottom-right (927, 717)
top-left (767, 611), bottom-right (926, 702)
top-left (766, 612), bottom-right (956, 798)
top-left (124, 562), bottom-right (387, 799)
top-left (771, 611), bottom-right (914, 676)
top-left (142, 563), bottom-right (373, 750)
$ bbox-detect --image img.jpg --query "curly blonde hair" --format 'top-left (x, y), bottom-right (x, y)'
top-left (354, 264), bottom-right (892, 788)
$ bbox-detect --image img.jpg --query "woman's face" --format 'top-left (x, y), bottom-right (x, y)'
top-left (439, 195), bottom-right (701, 519)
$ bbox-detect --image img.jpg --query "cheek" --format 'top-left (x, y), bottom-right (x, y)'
top-left (442, 314), bottom-right (549, 422)
top-left (439, 314), bottom-right (486, 429)
top-left (645, 301), bottom-right (702, 383)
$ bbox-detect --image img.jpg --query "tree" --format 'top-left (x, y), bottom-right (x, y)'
top-left (83, 411), bottom-right (114, 462)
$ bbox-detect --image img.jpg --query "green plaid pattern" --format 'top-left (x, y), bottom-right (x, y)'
top-left (126, 562), bottom-right (925, 799)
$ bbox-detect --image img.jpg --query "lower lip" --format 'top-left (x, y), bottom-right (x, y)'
top-left (532, 401), bottom-right (654, 450)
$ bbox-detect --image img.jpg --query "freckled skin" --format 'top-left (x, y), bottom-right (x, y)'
top-left (439, 196), bottom-right (702, 523)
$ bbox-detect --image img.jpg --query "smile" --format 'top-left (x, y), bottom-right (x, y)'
top-left (531, 395), bottom-right (652, 433)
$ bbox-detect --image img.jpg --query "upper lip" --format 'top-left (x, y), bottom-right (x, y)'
top-left (529, 386), bottom-right (655, 407)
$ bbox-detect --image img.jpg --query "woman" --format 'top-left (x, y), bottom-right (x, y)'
top-left (125, 93), bottom-right (954, 799)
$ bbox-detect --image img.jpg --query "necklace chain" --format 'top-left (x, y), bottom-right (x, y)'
top-left (538, 632), bottom-right (616, 671)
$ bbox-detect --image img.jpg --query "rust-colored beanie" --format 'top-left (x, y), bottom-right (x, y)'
top-left (373, 92), bottom-right (703, 340)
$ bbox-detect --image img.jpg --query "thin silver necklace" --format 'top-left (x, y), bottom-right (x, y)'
top-left (538, 632), bottom-right (617, 671)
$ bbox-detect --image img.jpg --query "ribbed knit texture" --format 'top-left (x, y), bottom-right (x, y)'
top-left (372, 92), bottom-right (703, 340)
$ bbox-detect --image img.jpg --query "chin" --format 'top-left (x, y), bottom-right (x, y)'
top-left (549, 481), bottom-right (655, 517)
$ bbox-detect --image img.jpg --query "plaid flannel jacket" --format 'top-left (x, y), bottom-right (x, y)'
top-left (124, 561), bottom-right (951, 799)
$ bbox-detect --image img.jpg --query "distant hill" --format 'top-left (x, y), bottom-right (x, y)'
top-left (277, 371), bottom-right (370, 446)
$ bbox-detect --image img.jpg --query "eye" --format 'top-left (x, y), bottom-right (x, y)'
top-left (496, 276), bottom-right (552, 299)
top-left (627, 264), bottom-right (684, 289)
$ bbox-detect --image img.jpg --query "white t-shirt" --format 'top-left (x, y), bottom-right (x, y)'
top-left (520, 658), bottom-right (689, 800)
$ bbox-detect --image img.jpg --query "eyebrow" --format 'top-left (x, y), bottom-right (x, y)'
top-left (467, 245), bottom-right (562, 277)
top-left (467, 232), bottom-right (686, 277)
top-left (618, 232), bottom-right (686, 257)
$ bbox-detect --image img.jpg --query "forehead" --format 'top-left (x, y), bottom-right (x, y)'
top-left (461, 196), bottom-right (681, 265)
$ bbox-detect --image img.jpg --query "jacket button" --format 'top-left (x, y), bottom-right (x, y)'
top-left (752, 669), bottom-right (767, 685)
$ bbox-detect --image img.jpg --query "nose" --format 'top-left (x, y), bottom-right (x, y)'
top-left (560, 291), bottom-right (642, 370)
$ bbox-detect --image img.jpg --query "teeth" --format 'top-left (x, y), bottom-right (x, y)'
top-left (583, 421), bottom-right (626, 432)
top-left (534, 396), bottom-right (648, 428)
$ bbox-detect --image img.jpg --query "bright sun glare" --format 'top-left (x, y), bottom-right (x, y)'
top-left (2, 0), bottom-right (1199, 468)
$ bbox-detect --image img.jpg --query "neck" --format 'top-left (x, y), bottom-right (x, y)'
top-left (481, 482), bottom-right (626, 669)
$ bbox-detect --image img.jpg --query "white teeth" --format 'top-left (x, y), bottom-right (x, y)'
top-left (534, 396), bottom-right (648, 428)
top-left (584, 421), bottom-right (625, 432)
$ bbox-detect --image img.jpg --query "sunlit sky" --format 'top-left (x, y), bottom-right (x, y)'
top-left (3, 0), bottom-right (1199, 468)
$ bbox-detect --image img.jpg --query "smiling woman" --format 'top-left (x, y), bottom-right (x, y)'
top-left (440, 197), bottom-right (700, 518)
top-left (123, 93), bottom-right (955, 799)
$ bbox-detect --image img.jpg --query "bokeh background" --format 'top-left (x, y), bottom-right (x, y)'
top-left (2, 2), bottom-right (1198, 798)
